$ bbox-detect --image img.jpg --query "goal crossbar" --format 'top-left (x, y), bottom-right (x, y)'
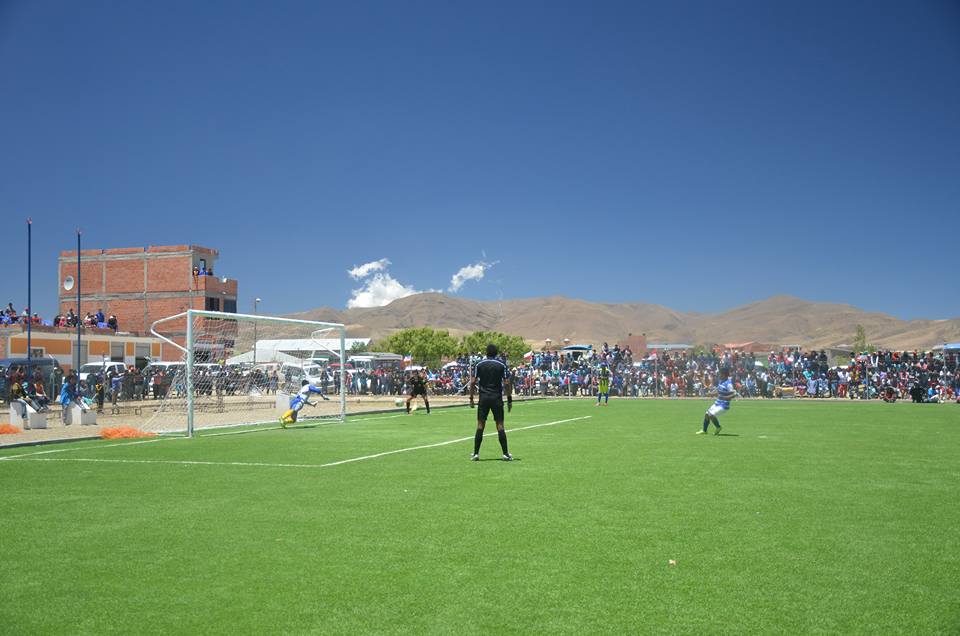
top-left (148, 309), bottom-right (347, 437)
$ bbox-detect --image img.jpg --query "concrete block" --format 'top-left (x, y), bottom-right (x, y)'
top-left (9, 403), bottom-right (48, 429)
top-left (64, 403), bottom-right (97, 426)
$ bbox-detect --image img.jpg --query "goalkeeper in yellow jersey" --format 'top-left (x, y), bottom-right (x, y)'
top-left (596, 363), bottom-right (611, 406)
top-left (280, 380), bottom-right (329, 428)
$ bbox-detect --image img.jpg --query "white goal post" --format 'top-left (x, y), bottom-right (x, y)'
top-left (145, 309), bottom-right (347, 436)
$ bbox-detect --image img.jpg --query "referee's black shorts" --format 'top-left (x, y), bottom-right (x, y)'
top-left (409, 386), bottom-right (427, 398)
top-left (477, 396), bottom-right (504, 423)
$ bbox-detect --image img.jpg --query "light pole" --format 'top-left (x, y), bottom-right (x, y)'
top-left (26, 219), bottom-right (32, 383)
top-left (252, 298), bottom-right (261, 367)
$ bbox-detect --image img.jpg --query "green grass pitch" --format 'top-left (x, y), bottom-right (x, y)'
top-left (1, 399), bottom-right (958, 634)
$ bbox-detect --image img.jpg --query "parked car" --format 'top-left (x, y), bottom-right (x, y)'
top-left (279, 362), bottom-right (330, 392)
top-left (78, 361), bottom-right (126, 383)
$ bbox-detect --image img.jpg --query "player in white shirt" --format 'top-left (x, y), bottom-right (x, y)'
top-left (697, 369), bottom-right (736, 435)
top-left (280, 380), bottom-right (329, 428)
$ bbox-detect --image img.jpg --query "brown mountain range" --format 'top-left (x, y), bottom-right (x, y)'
top-left (288, 293), bottom-right (960, 350)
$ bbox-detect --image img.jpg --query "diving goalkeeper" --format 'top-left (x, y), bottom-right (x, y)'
top-left (280, 380), bottom-right (329, 428)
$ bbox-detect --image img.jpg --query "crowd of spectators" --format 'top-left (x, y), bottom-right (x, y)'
top-left (305, 344), bottom-right (960, 404)
top-left (2, 303), bottom-right (42, 326)
top-left (2, 302), bottom-right (118, 331)
top-left (505, 345), bottom-right (959, 403)
top-left (4, 345), bottom-right (958, 420)
top-left (288, 366), bottom-right (471, 397)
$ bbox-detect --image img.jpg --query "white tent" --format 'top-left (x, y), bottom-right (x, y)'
top-left (236, 337), bottom-right (370, 364)
top-left (226, 350), bottom-right (302, 366)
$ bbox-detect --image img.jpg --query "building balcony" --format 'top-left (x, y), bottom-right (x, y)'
top-left (194, 274), bottom-right (238, 297)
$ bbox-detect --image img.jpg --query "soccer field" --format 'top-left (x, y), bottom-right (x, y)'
top-left (1, 399), bottom-right (958, 634)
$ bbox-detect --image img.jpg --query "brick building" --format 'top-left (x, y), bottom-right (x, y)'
top-left (58, 245), bottom-right (239, 347)
top-left (617, 333), bottom-right (648, 355)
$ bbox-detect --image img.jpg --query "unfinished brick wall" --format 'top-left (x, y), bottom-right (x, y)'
top-left (57, 245), bottom-right (237, 336)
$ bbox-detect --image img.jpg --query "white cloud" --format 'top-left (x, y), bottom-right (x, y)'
top-left (347, 273), bottom-right (420, 308)
top-left (449, 261), bottom-right (497, 292)
top-left (348, 258), bottom-right (391, 280)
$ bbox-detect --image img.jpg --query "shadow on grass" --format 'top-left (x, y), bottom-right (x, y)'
top-left (715, 433), bottom-right (740, 437)
top-left (476, 457), bottom-right (522, 462)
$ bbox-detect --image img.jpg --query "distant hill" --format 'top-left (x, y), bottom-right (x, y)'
top-left (288, 293), bottom-right (960, 350)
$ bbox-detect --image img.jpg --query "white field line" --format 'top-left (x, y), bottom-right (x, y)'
top-left (0, 437), bottom-right (170, 461)
top-left (317, 415), bottom-right (591, 467)
top-left (200, 413), bottom-right (407, 437)
top-left (199, 404), bottom-right (556, 439)
top-left (348, 414), bottom-right (406, 422)
top-left (7, 415), bottom-right (592, 470)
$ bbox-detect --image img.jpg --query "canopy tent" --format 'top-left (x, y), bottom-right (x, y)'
top-left (942, 343), bottom-right (960, 351)
top-left (560, 344), bottom-right (593, 360)
top-left (233, 337), bottom-right (370, 364)
top-left (226, 350), bottom-right (301, 366)
top-left (646, 343), bottom-right (693, 352)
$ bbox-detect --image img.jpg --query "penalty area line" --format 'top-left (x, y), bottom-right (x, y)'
top-left (7, 415), bottom-right (592, 470)
top-left (0, 436), bottom-right (171, 461)
top-left (199, 413), bottom-right (407, 437)
top-left (317, 415), bottom-right (592, 468)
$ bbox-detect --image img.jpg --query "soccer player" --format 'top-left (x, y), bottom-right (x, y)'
top-left (698, 369), bottom-right (735, 435)
top-left (280, 380), bottom-right (329, 428)
top-left (406, 370), bottom-right (430, 414)
top-left (596, 363), bottom-right (611, 406)
top-left (469, 344), bottom-right (513, 461)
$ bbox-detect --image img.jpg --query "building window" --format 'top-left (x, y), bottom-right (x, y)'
top-left (223, 299), bottom-right (237, 313)
top-left (205, 297), bottom-right (221, 311)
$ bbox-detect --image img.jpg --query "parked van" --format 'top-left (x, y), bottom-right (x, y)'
top-left (78, 361), bottom-right (126, 383)
top-left (279, 362), bottom-right (329, 390)
top-left (349, 352), bottom-right (403, 372)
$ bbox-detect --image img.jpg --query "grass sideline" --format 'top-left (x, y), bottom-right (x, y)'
top-left (1, 399), bottom-right (957, 634)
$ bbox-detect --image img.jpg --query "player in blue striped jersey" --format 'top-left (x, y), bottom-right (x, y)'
top-left (280, 380), bottom-right (329, 428)
top-left (697, 369), bottom-right (735, 435)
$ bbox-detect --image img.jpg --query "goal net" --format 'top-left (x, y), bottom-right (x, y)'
top-left (143, 310), bottom-right (346, 436)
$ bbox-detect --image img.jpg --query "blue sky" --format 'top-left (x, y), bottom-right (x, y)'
top-left (2, 0), bottom-right (958, 320)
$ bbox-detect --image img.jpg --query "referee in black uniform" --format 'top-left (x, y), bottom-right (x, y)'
top-left (469, 343), bottom-right (513, 461)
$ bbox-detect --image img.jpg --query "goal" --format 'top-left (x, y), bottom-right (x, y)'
top-left (143, 309), bottom-right (346, 436)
